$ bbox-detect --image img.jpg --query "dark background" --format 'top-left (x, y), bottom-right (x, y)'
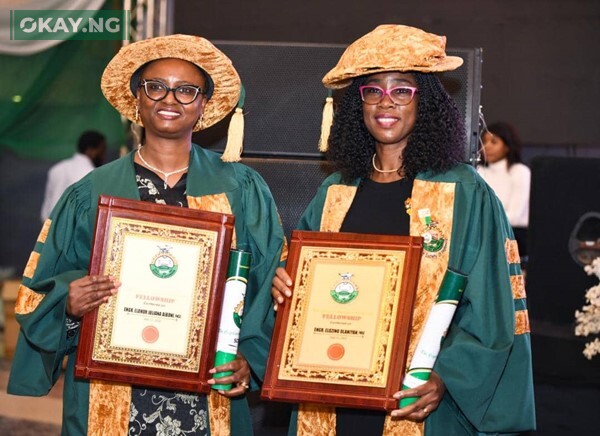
top-left (175, 0), bottom-right (600, 151)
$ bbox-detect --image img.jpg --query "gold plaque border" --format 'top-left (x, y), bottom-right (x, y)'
top-left (279, 247), bottom-right (405, 387)
top-left (91, 217), bottom-right (218, 372)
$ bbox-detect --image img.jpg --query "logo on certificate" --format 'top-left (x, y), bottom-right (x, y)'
top-left (331, 273), bottom-right (358, 304)
top-left (150, 245), bottom-right (178, 278)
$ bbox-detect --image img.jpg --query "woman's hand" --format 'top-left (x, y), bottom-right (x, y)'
top-left (271, 267), bottom-right (292, 311)
top-left (66, 275), bottom-right (120, 318)
top-left (207, 352), bottom-right (251, 397)
top-left (390, 371), bottom-right (446, 422)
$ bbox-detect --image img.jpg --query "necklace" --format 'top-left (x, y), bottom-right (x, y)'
top-left (137, 146), bottom-right (189, 189)
top-left (372, 154), bottom-right (401, 173)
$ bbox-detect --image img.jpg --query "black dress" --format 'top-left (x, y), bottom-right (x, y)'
top-left (337, 177), bottom-right (413, 436)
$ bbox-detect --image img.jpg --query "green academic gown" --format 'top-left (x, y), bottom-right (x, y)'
top-left (289, 163), bottom-right (536, 435)
top-left (8, 145), bottom-right (285, 436)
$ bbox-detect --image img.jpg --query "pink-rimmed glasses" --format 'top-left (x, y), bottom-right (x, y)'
top-left (359, 85), bottom-right (418, 106)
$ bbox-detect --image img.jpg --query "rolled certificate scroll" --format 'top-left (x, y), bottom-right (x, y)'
top-left (212, 249), bottom-right (252, 390)
top-left (399, 268), bottom-right (467, 407)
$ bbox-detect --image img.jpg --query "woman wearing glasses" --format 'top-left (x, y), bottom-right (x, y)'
top-left (271, 25), bottom-right (535, 435)
top-left (8, 35), bottom-right (285, 436)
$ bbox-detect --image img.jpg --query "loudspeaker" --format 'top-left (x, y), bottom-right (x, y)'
top-left (194, 42), bottom-right (482, 163)
top-left (241, 157), bottom-right (334, 239)
top-left (527, 156), bottom-right (600, 325)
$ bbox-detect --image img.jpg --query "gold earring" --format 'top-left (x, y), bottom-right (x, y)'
top-left (194, 115), bottom-right (203, 131)
top-left (135, 106), bottom-right (139, 122)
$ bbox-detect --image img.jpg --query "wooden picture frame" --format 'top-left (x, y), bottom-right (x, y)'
top-left (262, 230), bottom-right (422, 410)
top-left (74, 195), bottom-right (234, 393)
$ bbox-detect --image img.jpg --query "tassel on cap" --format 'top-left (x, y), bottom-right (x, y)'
top-left (318, 90), bottom-right (334, 152)
top-left (221, 85), bottom-right (245, 162)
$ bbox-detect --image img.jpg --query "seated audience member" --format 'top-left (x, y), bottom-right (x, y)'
top-left (478, 121), bottom-right (531, 263)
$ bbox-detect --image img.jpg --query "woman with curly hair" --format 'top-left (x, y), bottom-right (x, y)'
top-left (271, 25), bottom-right (535, 436)
top-left (327, 73), bottom-right (465, 184)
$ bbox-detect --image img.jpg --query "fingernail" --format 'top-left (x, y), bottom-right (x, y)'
top-left (284, 290), bottom-right (291, 297)
top-left (277, 297), bottom-right (283, 304)
top-left (286, 280), bottom-right (292, 286)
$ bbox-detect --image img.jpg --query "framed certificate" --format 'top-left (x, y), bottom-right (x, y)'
top-left (261, 230), bottom-right (422, 410)
top-left (74, 195), bottom-right (234, 393)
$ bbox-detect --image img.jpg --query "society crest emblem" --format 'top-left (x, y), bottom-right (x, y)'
top-left (422, 221), bottom-right (447, 257)
top-left (150, 245), bottom-right (178, 279)
top-left (330, 273), bottom-right (358, 304)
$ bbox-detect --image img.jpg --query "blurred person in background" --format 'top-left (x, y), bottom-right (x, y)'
top-left (478, 121), bottom-right (531, 266)
top-left (40, 130), bottom-right (106, 222)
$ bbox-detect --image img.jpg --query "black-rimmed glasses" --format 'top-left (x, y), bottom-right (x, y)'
top-left (359, 85), bottom-right (418, 106)
top-left (139, 79), bottom-right (204, 105)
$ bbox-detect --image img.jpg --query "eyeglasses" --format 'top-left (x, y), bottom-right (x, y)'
top-left (359, 85), bottom-right (418, 106)
top-left (138, 79), bottom-right (204, 105)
